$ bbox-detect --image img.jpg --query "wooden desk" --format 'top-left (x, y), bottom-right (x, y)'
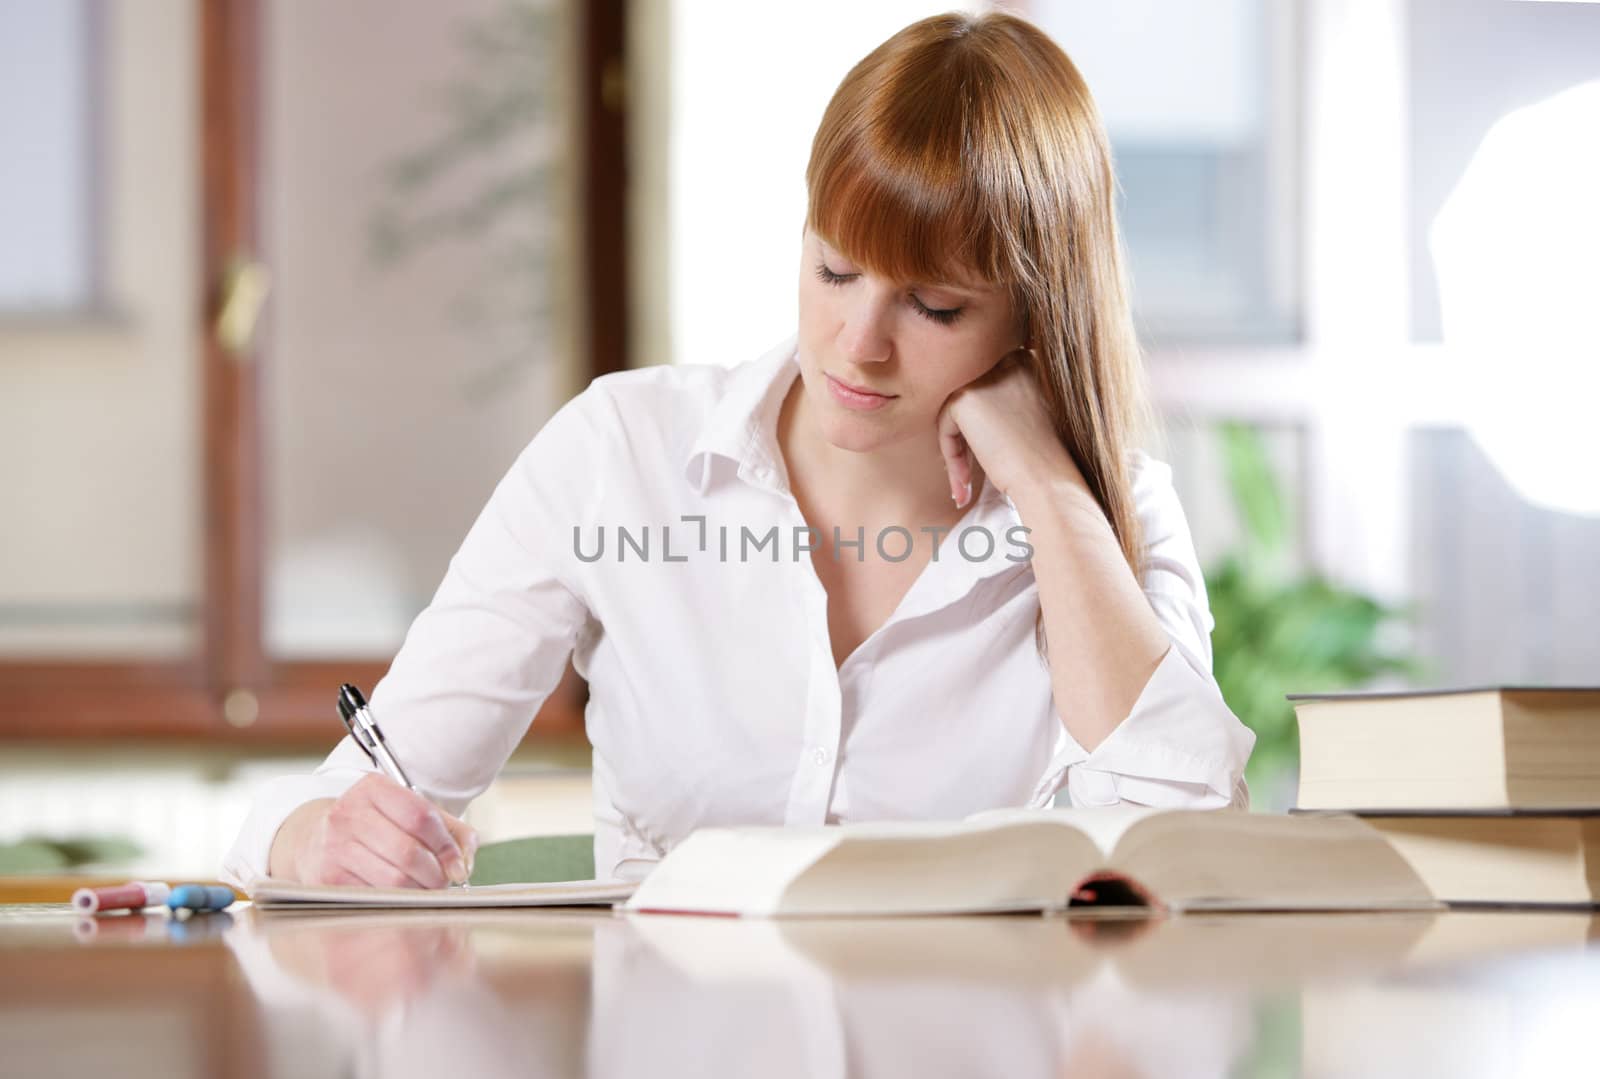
top-left (2, 903), bottom-right (1596, 1078)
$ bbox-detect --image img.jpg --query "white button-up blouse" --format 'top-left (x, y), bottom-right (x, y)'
top-left (221, 334), bottom-right (1256, 888)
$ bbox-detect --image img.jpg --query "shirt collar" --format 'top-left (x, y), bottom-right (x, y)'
top-left (682, 333), bottom-right (801, 496)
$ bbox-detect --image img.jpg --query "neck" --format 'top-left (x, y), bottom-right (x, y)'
top-left (776, 373), bottom-right (960, 526)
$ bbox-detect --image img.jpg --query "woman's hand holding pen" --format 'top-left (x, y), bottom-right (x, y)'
top-left (293, 774), bottom-right (478, 888)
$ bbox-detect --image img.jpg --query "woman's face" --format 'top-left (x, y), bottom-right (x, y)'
top-left (795, 228), bottom-right (1025, 453)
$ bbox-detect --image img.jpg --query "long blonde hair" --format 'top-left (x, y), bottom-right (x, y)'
top-left (805, 11), bottom-right (1157, 650)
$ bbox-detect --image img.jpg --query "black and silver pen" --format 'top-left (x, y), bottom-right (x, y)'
top-left (337, 683), bottom-right (472, 888)
top-left (337, 683), bottom-right (417, 793)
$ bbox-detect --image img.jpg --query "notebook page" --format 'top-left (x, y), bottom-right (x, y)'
top-left (250, 877), bottom-right (636, 909)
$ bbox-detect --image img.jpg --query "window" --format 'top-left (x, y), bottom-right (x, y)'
top-left (1030, 0), bottom-right (1301, 344)
top-left (0, 0), bottom-right (104, 314)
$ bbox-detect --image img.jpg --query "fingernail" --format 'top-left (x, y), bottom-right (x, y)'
top-left (446, 856), bottom-right (469, 886)
top-left (964, 480), bottom-right (973, 504)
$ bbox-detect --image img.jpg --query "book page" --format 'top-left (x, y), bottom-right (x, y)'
top-left (964, 804), bottom-right (1169, 858)
top-left (1113, 811), bottom-right (1440, 911)
top-left (621, 828), bottom-right (849, 915)
top-left (777, 821), bottom-right (1100, 915)
top-left (624, 819), bottom-right (1104, 916)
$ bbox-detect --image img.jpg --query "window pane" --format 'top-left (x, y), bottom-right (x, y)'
top-left (0, 0), bottom-right (98, 311)
top-left (1408, 428), bottom-right (1600, 685)
top-left (657, 0), bottom-right (974, 370)
top-left (0, 0), bottom-right (201, 658)
top-left (262, 0), bottom-right (584, 658)
top-left (1031, 0), bottom-right (1300, 344)
top-left (1408, 0), bottom-right (1600, 342)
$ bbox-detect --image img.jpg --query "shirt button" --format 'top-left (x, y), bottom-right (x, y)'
top-left (812, 746), bottom-right (831, 765)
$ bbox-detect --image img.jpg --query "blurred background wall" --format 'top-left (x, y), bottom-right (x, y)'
top-left (2, 0), bottom-right (1597, 876)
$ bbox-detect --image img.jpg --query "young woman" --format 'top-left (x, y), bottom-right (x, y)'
top-left (223, 11), bottom-right (1254, 891)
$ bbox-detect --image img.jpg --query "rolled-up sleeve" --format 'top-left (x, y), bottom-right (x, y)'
top-left (1028, 451), bottom-right (1256, 811)
top-left (220, 387), bottom-right (610, 890)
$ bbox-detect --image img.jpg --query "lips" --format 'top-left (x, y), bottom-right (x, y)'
top-left (827, 374), bottom-right (893, 398)
top-left (824, 372), bottom-right (896, 413)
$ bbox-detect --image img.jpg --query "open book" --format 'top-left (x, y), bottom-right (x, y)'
top-left (621, 807), bottom-right (1444, 917)
top-left (248, 877), bottom-right (636, 910)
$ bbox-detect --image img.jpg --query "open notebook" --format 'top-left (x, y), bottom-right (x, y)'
top-left (248, 878), bottom-right (636, 910)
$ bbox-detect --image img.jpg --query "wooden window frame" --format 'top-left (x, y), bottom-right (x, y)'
top-left (0, 0), bottom-right (625, 743)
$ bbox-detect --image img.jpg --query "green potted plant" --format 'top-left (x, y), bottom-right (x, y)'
top-left (1203, 422), bottom-right (1429, 809)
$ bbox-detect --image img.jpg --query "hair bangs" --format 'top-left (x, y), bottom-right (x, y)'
top-left (806, 87), bottom-right (1007, 292)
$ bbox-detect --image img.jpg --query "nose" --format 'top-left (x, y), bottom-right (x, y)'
top-left (839, 290), bottom-right (894, 365)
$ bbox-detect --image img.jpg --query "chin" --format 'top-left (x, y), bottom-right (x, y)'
top-left (820, 419), bottom-right (887, 453)
top-left (796, 363), bottom-right (908, 452)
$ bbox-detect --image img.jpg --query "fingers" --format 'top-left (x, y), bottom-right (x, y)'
top-left (940, 429), bottom-right (984, 511)
top-left (361, 776), bottom-right (471, 884)
top-left (308, 774), bottom-right (472, 888)
top-left (443, 813), bottom-right (481, 881)
top-left (351, 817), bottom-right (452, 889)
top-left (937, 404), bottom-right (974, 508)
top-left (324, 836), bottom-right (420, 889)
top-left (938, 350), bottom-right (1038, 510)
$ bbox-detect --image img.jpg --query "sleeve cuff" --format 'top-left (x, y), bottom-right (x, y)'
top-left (1029, 643), bottom-right (1256, 810)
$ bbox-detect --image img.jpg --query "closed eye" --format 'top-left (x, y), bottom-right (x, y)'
top-left (813, 262), bottom-right (965, 327)
top-left (814, 262), bottom-right (856, 287)
top-left (911, 296), bottom-right (963, 326)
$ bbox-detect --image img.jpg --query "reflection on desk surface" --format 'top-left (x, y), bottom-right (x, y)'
top-left (1, 904), bottom-right (1596, 1079)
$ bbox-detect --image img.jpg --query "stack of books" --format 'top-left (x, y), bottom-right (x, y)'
top-left (1290, 685), bottom-right (1600, 907)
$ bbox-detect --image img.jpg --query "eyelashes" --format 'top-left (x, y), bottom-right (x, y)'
top-left (813, 262), bottom-right (964, 327)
